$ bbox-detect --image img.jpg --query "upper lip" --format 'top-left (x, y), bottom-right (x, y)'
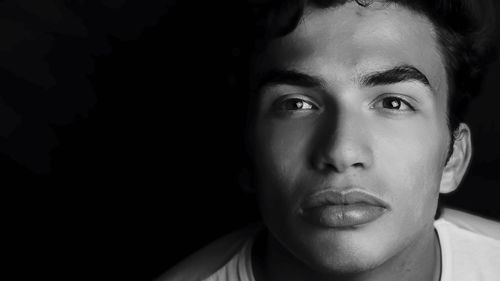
top-left (300, 189), bottom-right (390, 210)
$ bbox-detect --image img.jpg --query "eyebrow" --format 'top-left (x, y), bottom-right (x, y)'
top-left (257, 64), bottom-right (432, 93)
top-left (256, 69), bottom-right (326, 90)
top-left (360, 65), bottom-right (431, 89)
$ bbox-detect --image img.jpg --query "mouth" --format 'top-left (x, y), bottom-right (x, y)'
top-left (299, 189), bottom-right (390, 228)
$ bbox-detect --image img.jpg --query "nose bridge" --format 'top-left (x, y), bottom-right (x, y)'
top-left (313, 103), bottom-right (373, 173)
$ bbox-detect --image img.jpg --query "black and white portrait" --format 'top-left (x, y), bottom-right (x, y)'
top-left (1, 1), bottom-right (499, 280)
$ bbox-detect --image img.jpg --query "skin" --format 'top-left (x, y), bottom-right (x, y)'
top-left (249, 2), bottom-right (472, 281)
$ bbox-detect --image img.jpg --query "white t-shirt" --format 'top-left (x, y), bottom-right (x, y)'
top-left (201, 209), bottom-right (500, 281)
top-left (202, 235), bottom-right (256, 281)
top-left (435, 209), bottom-right (500, 281)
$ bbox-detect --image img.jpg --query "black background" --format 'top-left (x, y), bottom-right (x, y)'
top-left (1, 1), bottom-right (499, 280)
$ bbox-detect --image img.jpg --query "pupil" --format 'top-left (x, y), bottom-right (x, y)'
top-left (295, 101), bottom-right (304, 109)
top-left (384, 98), bottom-right (400, 109)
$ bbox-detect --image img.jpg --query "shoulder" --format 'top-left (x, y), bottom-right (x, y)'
top-left (438, 207), bottom-right (500, 241)
top-left (435, 207), bottom-right (500, 281)
top-left (155, 223), bottom-right (262, 281)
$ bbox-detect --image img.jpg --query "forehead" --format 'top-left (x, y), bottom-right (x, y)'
top-left (255, 2), bottom-right (448, 96)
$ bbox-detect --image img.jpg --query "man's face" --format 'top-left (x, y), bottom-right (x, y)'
top-left (251, 2), bottom-right (454, 274)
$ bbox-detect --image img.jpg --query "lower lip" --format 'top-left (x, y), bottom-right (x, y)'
top-left (301, 203), bottom-right (387, 228)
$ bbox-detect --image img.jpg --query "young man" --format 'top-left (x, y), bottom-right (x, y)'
top-left (160, 0), bottom-right (500, 280)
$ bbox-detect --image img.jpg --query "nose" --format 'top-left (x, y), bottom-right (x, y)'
top-left (312, 108), bottom-right (374, 173)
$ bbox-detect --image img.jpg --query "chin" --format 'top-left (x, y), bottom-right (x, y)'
top-left (281, 222), bottom-right (396, 275)
top-left (312, 251), bottom-right (386, 275)
top-left (297, 240), bottom-right (388, 275)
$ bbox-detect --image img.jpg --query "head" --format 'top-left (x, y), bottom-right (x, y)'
top-left (242, 0), bottom-right (495, 275)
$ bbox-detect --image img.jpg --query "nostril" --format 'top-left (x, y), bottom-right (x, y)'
top-left (353, 162), bottom-right (364, 168)
top-left (311, 158), bottom-right (337, 173)
top-left (312, 154), bottom-right (367, 174)
top-left (310, 129), bottom-right (373, 173)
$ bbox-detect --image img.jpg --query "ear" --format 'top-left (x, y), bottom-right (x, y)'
top-left (439, 123), bottom-right (472, 194)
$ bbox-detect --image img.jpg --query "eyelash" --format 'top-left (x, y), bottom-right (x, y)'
top-left (273, 96), bottom-right (319, 112)
top-left (271, 94), bottom-right (415, 114)
top-left (371, 95), bottom-right (416, 112)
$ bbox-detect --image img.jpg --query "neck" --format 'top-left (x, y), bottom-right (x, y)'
top-left (252, 225), bottom-right (441, 281)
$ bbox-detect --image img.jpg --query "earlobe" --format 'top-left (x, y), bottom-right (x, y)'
top-left (439, 123), bottom-right (472, 194)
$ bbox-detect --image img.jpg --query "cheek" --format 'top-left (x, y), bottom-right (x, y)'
top-left (253, 118), bottom-right (325, 227)
top-left (373, 114), bottom-right (448, 175)
top-left (373, 120), bottom-right (446, 223)
top-left (254, 119), bottom-right (312, 186)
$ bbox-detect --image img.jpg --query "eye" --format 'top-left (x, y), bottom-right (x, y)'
top-left (275, 97), bottom-right (318, 112)
top-left (373, 96), bottom-right (415, 112)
